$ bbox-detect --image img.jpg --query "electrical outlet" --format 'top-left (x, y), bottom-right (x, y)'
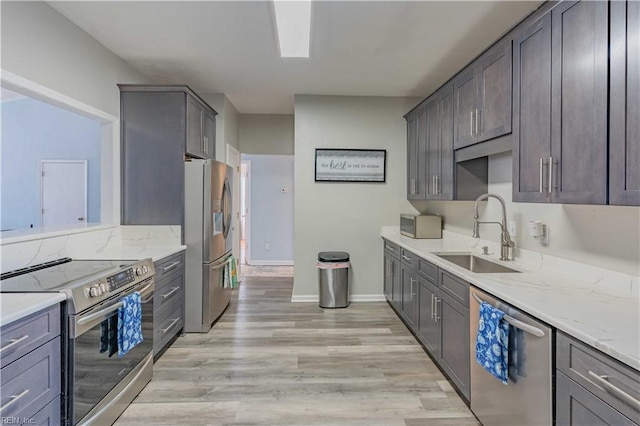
top-left (264, 242), bottom-right (270, 250)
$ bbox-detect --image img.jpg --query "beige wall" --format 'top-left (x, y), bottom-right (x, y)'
top-left (239, 114), bottom-right (294, 155)
top-left (293, 95), bottom-right (421, 298)
top-left (419, 152), bottom-right (640, 276)
top-left (1, 1), bottom-right (149, 116)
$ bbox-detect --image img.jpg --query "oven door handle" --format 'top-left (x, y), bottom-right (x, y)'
top-left (77, 302), bottom-right (124, 325)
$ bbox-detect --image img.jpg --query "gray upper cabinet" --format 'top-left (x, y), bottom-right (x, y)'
top-left (406, 106), bottom-right (427, 199)
top-left (425, 85), bottom-right (455, 200)
top-left (610, 1), bottom-right (640, 206)
top-left (550, 0), bottom-right (608, 204)
top-left (120, 85), bottom-right (217, 226)
top-left (454, 40), bottom-right (513, 150)
top-left (513, 1), bottom-right (608, 205)
top-left (204, 111), bottom-right (216, 160)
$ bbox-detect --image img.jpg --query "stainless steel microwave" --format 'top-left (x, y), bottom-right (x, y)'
top-left (400, 214), bottom-right (442, 239)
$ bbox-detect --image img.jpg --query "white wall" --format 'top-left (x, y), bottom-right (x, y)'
top-left (1, 1), bottom-right (150, 117)
top-left (419, 152), bottom-right (640, 276)
top-left (243, 154), bottom-right (294, 264)
top-left (240, 114), bottom-right (294, 155)
top-left (293, 95), bottom-right (421, 299)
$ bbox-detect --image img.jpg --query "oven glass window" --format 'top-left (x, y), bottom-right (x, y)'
top-left (71, 295), bottom-right (153, 424)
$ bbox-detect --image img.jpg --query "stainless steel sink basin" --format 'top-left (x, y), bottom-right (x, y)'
top-left (435, 253), bottom-right (521, 273)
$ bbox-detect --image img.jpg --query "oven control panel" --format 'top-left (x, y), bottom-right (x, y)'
top-left (107, 268), bottom-right (136, 291)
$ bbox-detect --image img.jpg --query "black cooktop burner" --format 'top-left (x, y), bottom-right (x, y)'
top-left (0, 258), bottom-right (134, 293)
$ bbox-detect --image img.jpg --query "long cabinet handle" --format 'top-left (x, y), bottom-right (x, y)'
top-left (162, 261), bottom-right (181, 273)
top-left (0, 335), bottom-right (29, 354)
top-left (548, 157), bottom-right (554, 194)
top-left (161, 318), bottom-right (181, 334)
top-left (475, 109), bottom-right (481, 136)
top-left (436, 175), bottom-right (440, 195)
top-left (587, 371), bottom-right (640, 412)
top-left (470, 111), bottom-right (474, 136)
top-left (0, 389), bottom-right (29, 412)
top-left (161, 286), bottom-right (180, 300)
top-left (539, 158), bottom-right (545, 193)
top-left (410, 278), bottom-right (415, 298)
top-left (435, 298), bottom-right (441, 324)
top-left (431, 294), bottom-right (435, 320)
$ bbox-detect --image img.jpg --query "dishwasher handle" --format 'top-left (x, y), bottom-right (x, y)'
top-left (471, 292), bottom-right (545, 337)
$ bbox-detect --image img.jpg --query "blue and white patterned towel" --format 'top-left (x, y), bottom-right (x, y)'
top-left (117, 291), bottom-right (143, 357)
top-left (476, 301), bottom-right (509, 384)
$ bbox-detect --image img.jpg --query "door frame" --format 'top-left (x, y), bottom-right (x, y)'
top-left (241, 159), bottom-right (252, 265)
top-left (40, 159), bottom-right (88, 226)
top-left (226, 144), bottom-right (241, 276)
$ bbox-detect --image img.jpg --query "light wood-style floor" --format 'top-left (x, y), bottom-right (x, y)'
top-left (115, 277), bottom-right (479, 425)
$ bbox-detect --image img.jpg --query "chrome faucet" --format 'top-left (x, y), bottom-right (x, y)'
top-left (473, 193), bottom-right (515, 261)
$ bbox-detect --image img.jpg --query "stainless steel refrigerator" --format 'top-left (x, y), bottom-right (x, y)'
top-left (184, 159), bottom-right (233, 333)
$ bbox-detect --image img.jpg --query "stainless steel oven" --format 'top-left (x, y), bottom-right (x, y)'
top-left (0, 258), bottom-right (156, 426)
top-left (68, 278), bottom-right (154, 425)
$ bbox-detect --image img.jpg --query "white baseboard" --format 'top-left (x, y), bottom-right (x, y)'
top-left (248, 260), bottom-right (294, 266)
top-left (291, 294), bottom-right (386, 303)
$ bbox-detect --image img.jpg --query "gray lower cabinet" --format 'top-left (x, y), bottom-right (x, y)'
top-left (610, 1), bottom-right (640, 206)
top-left (0, 304), bottom-right (62, 424)
top-left (400, 249), bottom-right (417, 328)
top-left (383, 240), bottom-right (401, 309)
top-left (453, 39), bottom-right (513, 150)
top-left (556, 332), bottom-right (640, 425)
top-left (513, 1), bottom-right (609, 204)
top-left (153, 252), bottom-right (186, 357)
top-left (383, 243), bottom-right (470, 402)
top-left (120, 85), bottom-right (217, 226)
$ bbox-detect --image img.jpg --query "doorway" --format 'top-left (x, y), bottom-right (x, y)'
top-left (240, 160), bottom-right (251, 266)
top-left (226, 144), bottom-right (241, 278)
top-left (40, 160), bottom-right (88, 226)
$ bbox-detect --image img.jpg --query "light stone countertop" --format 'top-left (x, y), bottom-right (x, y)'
top-left (0, 293), bottom-right (66, 327)
top-left (74, 244), bottom-right (186, 262)
top-left (381, 226), bottom-right (640, 371)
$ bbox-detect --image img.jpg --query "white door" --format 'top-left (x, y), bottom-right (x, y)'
top-left (41, 160), bottom-right (87, 226)
top-left (226, 144), bottom-right (241, 276)
top-left (240, 161), bottom-right (251, 265)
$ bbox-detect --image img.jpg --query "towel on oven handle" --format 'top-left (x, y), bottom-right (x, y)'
top-left (117, 291), bottom-right (143, 357)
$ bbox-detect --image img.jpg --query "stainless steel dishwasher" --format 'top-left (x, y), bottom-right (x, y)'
top-left (469, 286), bottom-right (553, 426)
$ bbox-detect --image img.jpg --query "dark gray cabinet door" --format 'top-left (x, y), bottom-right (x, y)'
top-left (186, 95), bottom-right (204, 159)
top-left (453, 67), bottom-right (478, 149)
top-left (425, 95), bottom-right (440, 199)
top-left (391, 256), bottom-right (401, 309)
top-left (417, 276), bottom-right (439, 357)
top-left (477, 40), bottom-right (513, 143)
top-left (383, 253), bottom-right (392, 299)
top-left (556, 372), bottom-right (637, 426)
top-left (406, 111), bottom-right (420, 199)
top-left (401, 264), bottom-right (417, 327)
top-left (121, 91), bottom-right (186, 225)
top-left (610, 1), bottom-right (640, 206)
top-left (203, 111), bottom-right (216, 160)
top-left (550, 0), bottom-right (608, 204)
top-left (438, 84), bottom-right (454, 200)
top-left (438, 294), bottom-right (470, 401)
top-left (512, 13), bottom-right (553, 203)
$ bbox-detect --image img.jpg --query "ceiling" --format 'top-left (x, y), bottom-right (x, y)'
top-left (50, 1), bottom-right (541, 114)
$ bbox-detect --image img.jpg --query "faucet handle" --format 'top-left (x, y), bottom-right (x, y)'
top-left (482, 246), bottom-right (489, 255)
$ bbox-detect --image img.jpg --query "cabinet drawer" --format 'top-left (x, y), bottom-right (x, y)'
top-left (417, 258), bottom-right (438, 283)
top-left (0, 337), bottom-right (61, 419)
top-left (383, 240), bottom-right (400, 259)
top-left (154, 300), bottom-right (183, 354)
top-left (26, 395), bottom-right (61, 426)
top-left (556, 371), bottom-right (637, 426)
top-left (401, 249), bottom-right (417, 268)
top-left (154, 252), bottom-right (185, 285)
top-left (1, 305), bottom-right (60, 368)
top-left (439, 271), bottom-right (469, 307)
top-left (557, 332), bottom-right (640, 421)
top-left (154, 273), bottom-right (184, 313)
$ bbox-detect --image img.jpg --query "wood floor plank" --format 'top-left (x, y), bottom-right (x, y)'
top-left (115, 276), bottom-right (477, 425)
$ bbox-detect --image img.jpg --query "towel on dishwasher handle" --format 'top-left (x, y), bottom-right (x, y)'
top-left (475, 301), bottom-right (509, 385)
top-left (508, 325), bottom-right (527, 383)
top-left (117, 291), bottom-right (143, 357)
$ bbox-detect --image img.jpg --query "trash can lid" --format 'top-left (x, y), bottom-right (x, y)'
top-left (318, 252), bottom-right (349, 262)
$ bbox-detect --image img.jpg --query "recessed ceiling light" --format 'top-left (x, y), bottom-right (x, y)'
top-left (273, 0), bottom-right (311, 58)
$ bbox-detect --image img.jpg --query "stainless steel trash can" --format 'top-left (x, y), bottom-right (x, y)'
top-left (317, 252), bottom-right (350, 308)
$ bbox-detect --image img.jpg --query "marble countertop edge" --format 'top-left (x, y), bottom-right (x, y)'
top-left (1, 293), bottom-right (66, 327)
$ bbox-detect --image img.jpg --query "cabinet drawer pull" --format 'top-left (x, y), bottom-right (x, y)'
top-left (1, 389), bottom-right (29, 411)
top-left (161, 318), bottom-right (181, 334)
top-left (162, 261), bottom-right (181, 273)
top-left (385, 245), bottom-right (395, 252)
top-left (0, 335), bottom-right (29, 354)
top-left (587, 371), bottom-right (640, 412)
top-left (402, 255), bottom-right (412, 262)
top-left (161, 286), bottom-right (180, 300)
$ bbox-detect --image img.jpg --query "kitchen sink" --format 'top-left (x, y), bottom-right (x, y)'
top-left (435, 253), bottom-right (521, 273)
